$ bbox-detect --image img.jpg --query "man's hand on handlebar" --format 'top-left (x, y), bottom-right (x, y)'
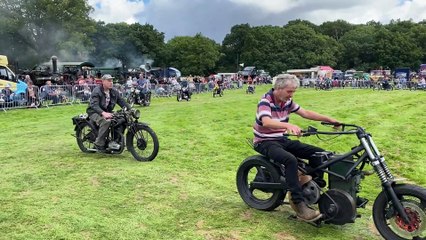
top-left (285, 123), bottom-right (303, 137)
top-left (102, 111), bottom-right (113, 119)
top-left (321, 120), bottom-right (341, 130)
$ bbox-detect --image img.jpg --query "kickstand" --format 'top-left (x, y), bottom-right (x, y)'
top-left (288, 215), bottom-right (322, 227)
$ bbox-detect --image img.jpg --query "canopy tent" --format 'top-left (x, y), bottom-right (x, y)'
top-left (318, 66), bottom-right (334, 78)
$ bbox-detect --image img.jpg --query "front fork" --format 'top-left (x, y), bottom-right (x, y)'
top-left (361, 135), bottom-right (411, 223)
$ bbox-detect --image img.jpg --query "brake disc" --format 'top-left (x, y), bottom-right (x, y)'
top-left (389, 200), bottom-right (426, 238)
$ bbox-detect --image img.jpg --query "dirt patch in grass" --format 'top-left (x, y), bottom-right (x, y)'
top-left (274, 232), bottom-right (297, 240)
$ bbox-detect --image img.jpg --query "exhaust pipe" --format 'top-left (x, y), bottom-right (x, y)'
top-left (51, 56), bottom-right (58, 74)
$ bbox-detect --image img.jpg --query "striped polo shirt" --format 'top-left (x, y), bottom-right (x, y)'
top-left (253, 89), bottom-right (300, 144)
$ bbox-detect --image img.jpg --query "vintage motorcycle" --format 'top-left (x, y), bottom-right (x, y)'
top-left (315, 80), bottom-right (333, 91)
top-left (213, 85), bottom-right (224, 97)
top-left (72, 108), bottom-right (159, 161)
top-left (246, 85), bottom-right (255, 94)
top-left (177, 81), bottom-right (191, 101)
top-left (127, 87), bottom-right (151, 107)
top-left (236, 122), bottom-right (426, 240)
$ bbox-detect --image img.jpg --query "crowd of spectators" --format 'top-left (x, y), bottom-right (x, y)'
top-left (299, 75), bottom-right (426, 90)
top-left (1, 71), bottom-right (424, 111)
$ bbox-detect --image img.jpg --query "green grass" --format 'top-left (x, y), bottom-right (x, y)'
top-left (0, 86), bottom-right (425, 240)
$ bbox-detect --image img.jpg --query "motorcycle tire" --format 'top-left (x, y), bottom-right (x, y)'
top-left (137, 97), bottom-right (144, 106)
top-left (236, 155), bottom-right (286, 211)
top-left (127, 96), bottom-right (135, 107)
top-left (126, 125), bottom-right (159, 161)
top-left (76, 122), bottom-right (97, 153)
top-left (373, 184), bottom-right (426, 240)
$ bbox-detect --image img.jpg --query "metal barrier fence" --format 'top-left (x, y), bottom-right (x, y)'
top-left (0, 84), bottom-right (100, 111)
top-left (39, 84), bottom-right (75, 107)
top-left (0, 80), bottom-right (333, 111)
top-left (4, 80), bottom-right (413, 112)
top-left (0, 85), bottom-right (41, 111)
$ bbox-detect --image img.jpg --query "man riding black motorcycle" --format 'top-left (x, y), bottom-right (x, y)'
top-left (381, 77), bottom-right (391, 90)
top-left (86, 74), bottom-right (132, 152)
top-left (253, 74), bottom-right (340, 222)
top-left (179, 80), bottom-right (192, 100)
top-left (136, 73), bottom-right (150, 103)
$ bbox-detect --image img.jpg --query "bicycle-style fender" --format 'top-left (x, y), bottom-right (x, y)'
top-left (135, 122), bottom-right (150, 128)
top-left (74, 119), bottom-right (97, 133)
top-left (125, 122), bottom-right (149, 136)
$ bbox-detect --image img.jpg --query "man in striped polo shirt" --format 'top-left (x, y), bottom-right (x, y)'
top-left (253, 74), bottom-right (340, 222)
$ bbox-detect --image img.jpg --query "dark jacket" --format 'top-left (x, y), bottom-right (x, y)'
top-left (86, 85), bottom-right (130, 116)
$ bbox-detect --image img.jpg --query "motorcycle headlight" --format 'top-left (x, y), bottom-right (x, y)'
top-left (132, 109), bottom-right (141, 119)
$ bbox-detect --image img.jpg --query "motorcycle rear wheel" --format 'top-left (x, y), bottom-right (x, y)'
top-left (373, 184), bottom-right (426, 240)
top-left (236, 155), bottom-right (285, 211)
top-left (126, 125), bottom-right (159, 161)
top-left (76, 122), bottom-right (96, 153)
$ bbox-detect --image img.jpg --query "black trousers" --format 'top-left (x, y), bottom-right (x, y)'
top-left (254, 138), bottom-right (324, 204)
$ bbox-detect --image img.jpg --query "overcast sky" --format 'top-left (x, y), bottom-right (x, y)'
top-left (87, 0), bottom-right (426, 43)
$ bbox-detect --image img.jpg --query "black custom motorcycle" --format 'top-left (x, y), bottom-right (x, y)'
top-left (72, 108), bottom-right (159, 161)
top-left (236, 122), bottom-right (426, 240)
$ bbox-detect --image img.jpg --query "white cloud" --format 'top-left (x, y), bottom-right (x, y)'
top-left (228, 0), bottom-right (298, 14)
top-left (87, 0), bottom-right (426, 42)
top-left (88, 0), bottom-right (145, 24)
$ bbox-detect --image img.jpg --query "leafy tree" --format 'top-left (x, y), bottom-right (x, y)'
top-left (386, 19), bottom-right (416, 34)
top-left (0, 0), bottom-right (95, 68)
top-left (89, 22), bottom-right (133, 68)
top-left (318, 20), bottom-right (354, 41)
top-left (286, 19), bottom-right (318, 32)
top-left (409, 24), bottom-right (426, 64)
top-left (89, 22), bottom-right (165, 69)
top-left (243, 26), bottom-right (287, 76)
top-left (219, 24), bottom-right (252, 72)
top-left (338, 25), bottom-right (378, 70)
top-left (165, 34), bottom-right (220, 76)
top-left (282, 23), bottom-right (340, 70)
top-left (374, 28), bottom-right (421, 70)
top-left (129, 23), bottom-right (165, 66)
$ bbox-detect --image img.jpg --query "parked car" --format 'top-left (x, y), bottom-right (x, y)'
top-left (239, 66), bottom-right (257, 79)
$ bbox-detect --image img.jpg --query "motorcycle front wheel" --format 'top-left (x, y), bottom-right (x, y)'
top-left (236, 155), bottom-right (286, 211)
top-left (76, 122), bottom-right (97, 153)
top-left (126, 125), bottom-right (159, 161)
top-left (127, 96), bottom-right (135, 107)
top-left (373, 184), bottom-right (426, 240)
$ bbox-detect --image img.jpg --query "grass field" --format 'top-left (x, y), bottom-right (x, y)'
top-left (1, 85), bottom-right (425, 240)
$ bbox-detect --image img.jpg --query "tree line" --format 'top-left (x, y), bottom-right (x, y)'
top-left (1, 0), bottom-right (426, 77)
